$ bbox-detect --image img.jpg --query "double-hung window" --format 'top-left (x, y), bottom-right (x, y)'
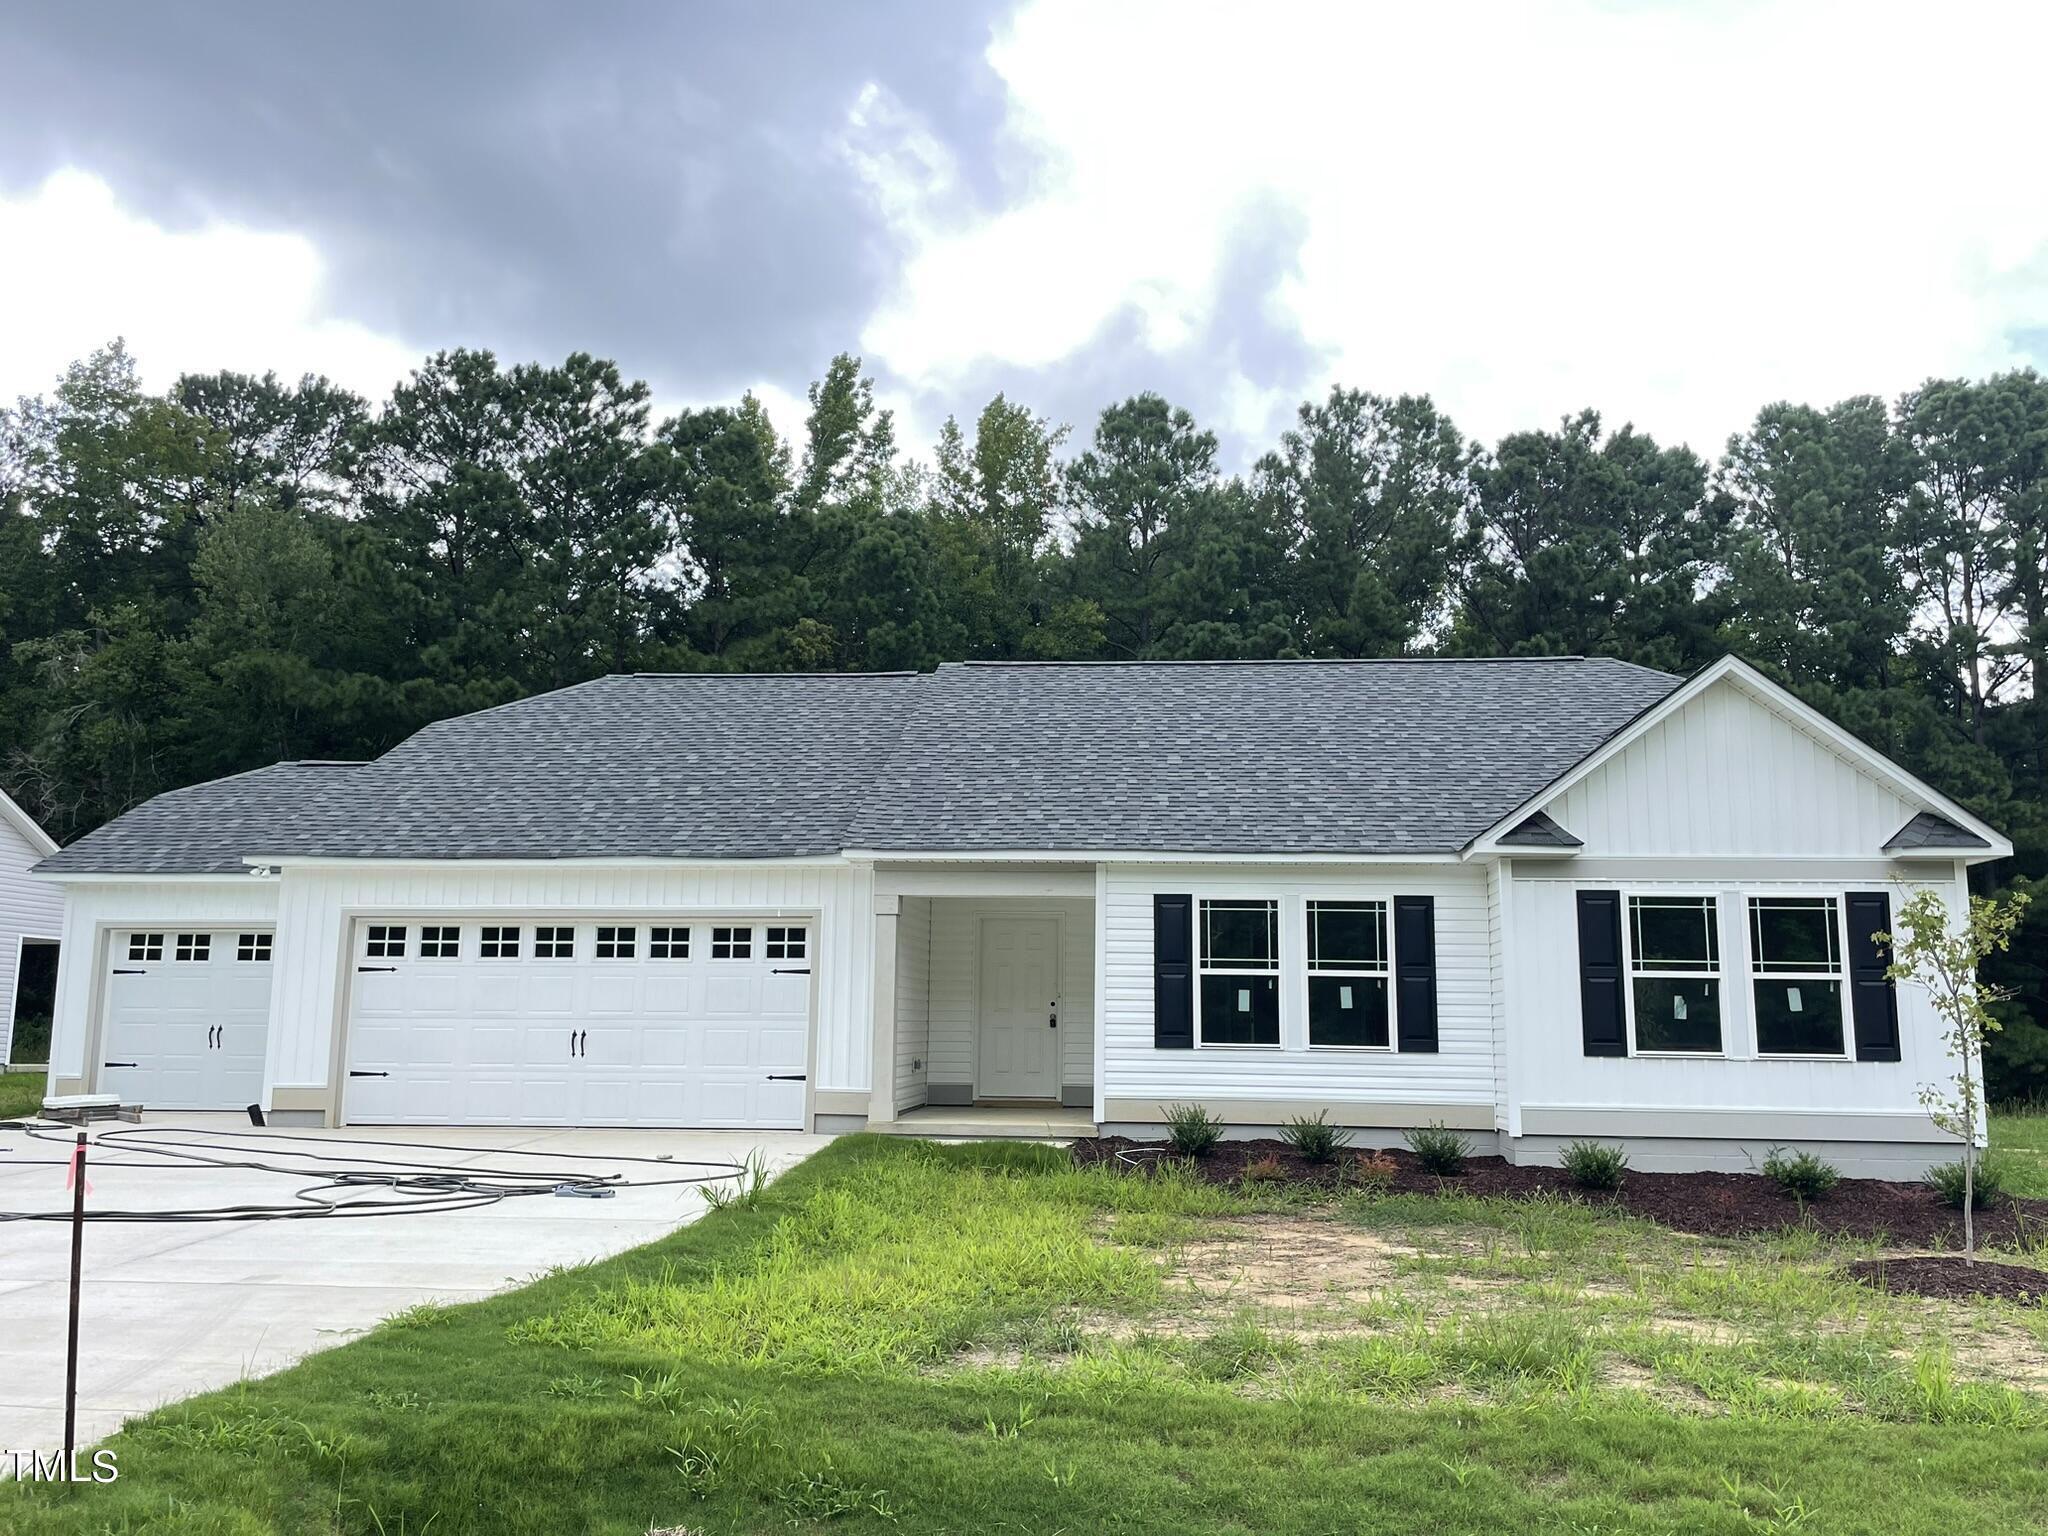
top-left (1626, 896), bottom-right (1722, 1053)
top-left (1748, 897), bottom-right (1846, 1056)
top-left (1307, 900), bottom-right (1391, 1048)
top-left (1197, 900), bottom-right (1279, 1046)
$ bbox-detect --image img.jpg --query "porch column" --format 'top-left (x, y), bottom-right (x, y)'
top-left (868, 892), bottom-right (900, 1128)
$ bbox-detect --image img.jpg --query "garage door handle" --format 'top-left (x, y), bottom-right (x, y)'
top-left (772, 967), bottom-right (810, 975)
top-left (104, 1061), bottom-right (137, 1069)
top-left (766, 1073), bottom-right (807, 1082)
top-left (112, 968), bottom-right (146, 975)
top-left (357, 964), bottom-right (397, 973)
top-left (349, 1069), bottom-right (389, 1078)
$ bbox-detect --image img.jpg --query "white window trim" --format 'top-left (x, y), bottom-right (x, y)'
top-left (595, 924), bottom-right (639, 961)
top-left (533, 924), bottom-right (577, 960)
top-left (1304, 897), bottom-right (1395, 1053)
top-left (648, 925), bottom-right (692, 961)
top-left (479, 925), bottom-right (522, 960)
top-left (1195, 898), bottom-right (1282, 1050)
top-left (417, 924), bottom-right (462, 961)
top-left (1621, 891), bottom-right (1728, 1059)
top-left (710, 925), bottom-right (755, 961)
top-left (1742, 891), bottom-right (1853, 1062)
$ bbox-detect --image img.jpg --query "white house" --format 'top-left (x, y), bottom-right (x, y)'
top-left (1, 787), bottom-right (64, 1067)
top-left (33, 656), bottom-right (2011, 1175)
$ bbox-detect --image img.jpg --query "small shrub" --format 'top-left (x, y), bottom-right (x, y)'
top-left (1242, 1152), bottom-right (1286, 1184)
top-left (1927, 1157), bottom-right (2005, 1210)
top-left (1559, 1140), bottom-right (1628, 1192)
top-left (1404, 1122), bottom-right (1471, 1176)
top-left (1763, 1147), bottom-right (1840, 1202)
top-left (1163, 1102), bottom-right (1223, 1157)
top-left (1279, 1110), bottom-right (1352, 1164)
top-left (1350, 1149), bottom-right (1398, 1194)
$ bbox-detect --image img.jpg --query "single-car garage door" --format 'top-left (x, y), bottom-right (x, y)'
top-left (101, 929), bottom-right (273, 1109)
top-left (343, 918), bottom-right (811, 1128)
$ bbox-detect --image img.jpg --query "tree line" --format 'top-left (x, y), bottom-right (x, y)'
top-left (1, 343), bottom-right (2041, 1089)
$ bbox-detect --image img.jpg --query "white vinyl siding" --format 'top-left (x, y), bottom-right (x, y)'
top-left (1508, 870), bottom-right (1961, 1121)
top-left (1101, 864), bottom-right (1491, 1112)
top-left (893, 896), bottom-right (931, 1112)
top-left (0, 815), bottom-right (65, 1064)
top-left (1545, 680), bottom-right (1919, 857)
top-left (926, 897), bottom-right (1095, 1095)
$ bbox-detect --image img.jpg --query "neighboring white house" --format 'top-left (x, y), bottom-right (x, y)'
top-left (32, 656), bottom-right (2012, 1175)
top-left (1, 787), bottom-right (64, 1066)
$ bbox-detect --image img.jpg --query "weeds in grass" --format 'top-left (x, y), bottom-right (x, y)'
top-left (775, 1457), bottom-right (896, 1523)
top-left (623, 1371), bottom-right (689, 1410)
top-left (364, 1388), bottom-right (423, 1412)
top-left (543, 1374), bottom-right (609, 1400)
top-left (1242, 1152), bottom-right (1287, 1184)
top-left (701, 1147), bottom-right (772, 1213)
top-left (984, 1398), bottom-right (1041, 1439)
top-left (380, 1302), bottom-right (449, 1332)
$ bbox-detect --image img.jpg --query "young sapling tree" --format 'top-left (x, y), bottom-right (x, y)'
top-left (1883, 886), bottom-right (2029, 1263)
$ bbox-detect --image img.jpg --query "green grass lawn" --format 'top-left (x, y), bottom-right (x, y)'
top-left (1994, 1104), bottom-right (2048, 1198)
top-left (10, 1134), bottom-right (2048, 1536)
top-left (0, 1068), bottom-right (43, 1119)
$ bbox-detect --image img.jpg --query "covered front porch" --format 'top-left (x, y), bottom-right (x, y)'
top-left (867, 863), bottom-right (1098, 1133)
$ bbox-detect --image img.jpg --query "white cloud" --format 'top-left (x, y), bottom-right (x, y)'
top-left (848, 0), bottom-right (2048, 454)
top-left (0, 169), bottom-right (419, 404)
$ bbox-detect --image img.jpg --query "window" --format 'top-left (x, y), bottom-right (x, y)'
top-left (1306, 901), bottom-right (1390, 1048)
top-left (174, 933), bottom-right (211, 963)
top-left (236, 933), bottom-right (272, 963)
top-left (1627, 896), bottom-right (1722, 1053)
top-left (596, 925), bottom-right (637, 959)
top-left (1197, 900), bottom-right (1279, 1046)
top-left (479, 925), bottom-right (520, 959)
top-left (534, 925), bottom-right (575, 959)
top-left (1748, 897), bottom-right (1846, 1056)
top-left (366, 925), bottom-right (407, 959)
top-left (419, 925), bottom-right (461, 959)
top-left (649, 925), bottom-right (689, 959)
top-left (711, 926), bottom-right (752, 960)
top-left (127, 932), bottom-right (164, 962)
top-left (765, 926), bottom-right (805, 961)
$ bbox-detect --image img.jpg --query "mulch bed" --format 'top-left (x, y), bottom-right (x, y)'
top-left (1074, 1136), bottom-right (2048, 1254)
top-left (1845, 1255), bottom-right (2048, 1304)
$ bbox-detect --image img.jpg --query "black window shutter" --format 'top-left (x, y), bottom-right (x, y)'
top-left (1845, 891), bottom-right (1901, 1062)
top-left (1153, 894), bottom-right (1193, 1049)
top-left (1576, 890), bottom-right (1626, 1057)
top-left (1393, 895), bottom-right (1438, 1053)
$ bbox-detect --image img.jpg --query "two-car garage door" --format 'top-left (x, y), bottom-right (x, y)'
top-left (343, 917), bottom-right (812, 1129)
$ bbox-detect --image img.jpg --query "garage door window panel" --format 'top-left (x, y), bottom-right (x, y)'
top-left (174, 933), bottom-right (211, 962)
top-left (366, 925), bottom-right (407, 959)
top-left (765, 926), bottom-right (805, 961)
top-left (419, 925), bottom-right (461, 959)
top-left (712, 926), bottom-right (753, 960)
top-left (649, 926), bottom-right (690, 959)
top-left (236, 933), bottom-right (271, 963)
top-left (535, 926), bottom-right (576, 959)
top-left (596, 926), bottom-right (637, 959)
top-left (480, 926), bottom-right (521, 959)
top-left (128, 933), bottom-right (164, 962)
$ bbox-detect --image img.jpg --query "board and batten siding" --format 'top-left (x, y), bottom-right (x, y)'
top-left (1, 816), bottom-right (65, 1063)
top-left (1544, 680), bottom-right (1917, 858)
top-left (925, 896), bottom-right (1095, 1096)
top-left (265, 861), bottom-right (874, 1103)
top-left (893, 895), bottom-right (931, 1112)
top-left (1100, 863), bottom-right (1492, 1116)
top-left (43, 878), bottom-right (282, 1090)
top-left (1506, 867), bottom-right (1962, 1133)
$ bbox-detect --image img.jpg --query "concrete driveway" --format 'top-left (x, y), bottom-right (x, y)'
top-left (0, 1116), bottom-right (829, 1452)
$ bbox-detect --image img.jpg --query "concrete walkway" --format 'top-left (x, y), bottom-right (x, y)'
top-left (0, 1116), bottom-right (828, 1452)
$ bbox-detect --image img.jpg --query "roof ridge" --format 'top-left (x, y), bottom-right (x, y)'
top-left (949, 655), bottom-right (1598, 669)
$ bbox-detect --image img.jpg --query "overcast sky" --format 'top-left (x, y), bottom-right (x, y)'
top-left (3, 0), bottom-right (2044, 466)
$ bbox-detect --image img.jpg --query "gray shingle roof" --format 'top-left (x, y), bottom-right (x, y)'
top-left (38, 658), bottom-right (1686, 873)
top-left (846, 658), bottom-right (1679, 854)
top-left (1882, 811), bottom-right (1991, 852)
top-left (35, 762), bottom-right (370, 874)
top-left (1497, 811), bottom-right (1585, 849)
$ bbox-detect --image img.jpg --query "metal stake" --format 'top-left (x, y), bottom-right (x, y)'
top-left (63, 1130), bottom-right (86, 1480)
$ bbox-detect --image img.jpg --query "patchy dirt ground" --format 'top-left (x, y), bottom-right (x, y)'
top-left (1075, 1136), bottom-right (2048, 1249)
top-left (1848, 1255), bottom-right (2048, 1305)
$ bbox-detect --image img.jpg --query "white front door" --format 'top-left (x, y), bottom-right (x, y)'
top-left (101, 929), bottom-right (273, 1110)
top-left (977, 917), bottom-right (1060, 1100)
top-left (343, 918), bottom-right (810, 1128)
